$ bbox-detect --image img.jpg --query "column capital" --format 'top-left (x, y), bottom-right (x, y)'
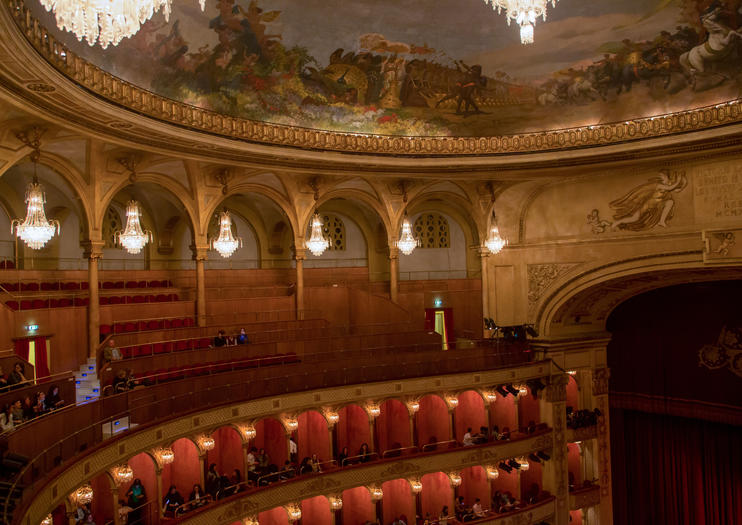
top-left (191, 244), bottom-right (209, 261)
top-left (477, 246), bottom-right (491, 258)
top-left (294, 247), bottom-right (306, 261)
top-left (592, 367), bottom-right (610, 396)
top-left (545, 374), bottom-right (570, 403)
top-left (82, 240), bottom-right (105, 259)
top-left (388, 246), bottom-right (399, 259)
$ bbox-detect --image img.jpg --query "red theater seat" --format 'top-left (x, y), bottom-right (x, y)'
top-left (5, 301), bottom-right (18, 311)
top-left (183, 317), bottom-right (195, 327)
top-left (20, 300), bottom-right (31, 310)
top-left (175, 340), bottom-right (189, 352)
top-left (63, 282), bottom-right (80, 290)
top-left (100, 324), bottom-right (112, 335)
top-left (108, 296), bottom-right (121, 305)
top-left (147, 320), bottom-right (161, 330)
top-left (2, 283), bottom-right (18, 292)
top-left (124, 322), bottom-right (137, 332)
top-left (74, 297), bottom-right (89, 307)
top-left (31, 299), bottom-right (47, 309)
top-left (102, 281), bottom-right (115, 289)
top-left (171, 319), bottom-right (183, 328)
top-left (125, 281), bottom-right (137, 289)
top-left (155, 294), bottom-right (168, 302)
top-left (114, 281), bottom-right (124, 289)
top-left (137, 281), bottom-right (147, 288)
top-left (81, 282), bottom-right (89, 290)
top-left (48, 299), bottom-right (59, 308)
top-left (0, 261), bottom-right (15, 269)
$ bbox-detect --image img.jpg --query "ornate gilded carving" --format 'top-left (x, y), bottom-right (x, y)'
top-left (545, 374), bottom-right (569, 403)
top-left (570, 486), bottom-right (601, 510)
top-left (379, 461), bottom-right (420, 477)
top-left (592, 368), bottom-right (610, 396)
top-left (25, 82), bottom-right (55, 92)
top-left (304, 476), bottom-right (342, 493)
top-left (6, 0), bottom-right (742, 157)
top-left (216, 500), bottom-right (259, 522)
top-left (527, 263), bottom-right (578, 314)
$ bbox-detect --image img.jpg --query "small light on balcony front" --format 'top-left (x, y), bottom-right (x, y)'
top-left (154, 447), bottom-right (174, 465)
top-left (74, 484), bottom-right (94, 505)
top-left (409, 479), bottom-right (423, 494)
top-left (243, 517), bottom-right (259, 525)
top-left (366, 403), bottom-right (380, 418)
top-left (110, 464), bottom-right (134, 486)
top-left (448, 472), bottom-right (462, 487)
top-left (238, 424), bottom-right (256, 440)
top-left (486, 465), bottom-right (500, 480)
top-left (517, 456), bottom-right (530, 471)
top-left (197, 435), bottom-right (215, 451)
top-left (484, 391), bottom-right (497, 403)
top-left (284, 417), bottom-right (298, 432)
top-left (369, 486), bottom-right (383, 501)
top-left (285, 504), bottom-right (302, 520)
top-left (329, 495), bottom-right (343, 510)
top-left (446, 396), bottom-right (459, 409)
top-left (324, 410), bottom-right (339, 425)
top-left (407, 400), bottom-right (420, 413)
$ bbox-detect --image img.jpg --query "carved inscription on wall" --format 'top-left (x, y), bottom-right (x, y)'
top-left (694, 164), bottom-right (742, 221)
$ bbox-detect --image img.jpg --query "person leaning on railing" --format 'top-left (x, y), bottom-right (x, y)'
top-left (7, 363), bottom-right (28, 388)
top-left (162, 485), bottom-right (184, 517)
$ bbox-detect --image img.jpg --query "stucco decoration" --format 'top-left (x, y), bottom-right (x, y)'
top-left (527, 263), bottom-right (579, 316)
top-left (22, 0), bottom-right (742, 139)
top-left (698, 325), bottom-right (742, 378)
top-left (588, 169), bottom-right (688, 233)
top-left (703, 228), bottom-right (742, 263)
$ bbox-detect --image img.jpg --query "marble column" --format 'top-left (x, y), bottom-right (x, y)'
top-left (84, 241), bottom-right (104, 359)
top-left (540, 374), bottom-right (570, 525)
top-left (389, 247), bottom-right (399, 304)
top-left (592, 368), bottom-right (613, 525)
top-left (192, 245), bottom-right (208, 327)
top-left (295, 249), bottom-right (305, 319)
top-left (479, 249), bottom-right (490, 338)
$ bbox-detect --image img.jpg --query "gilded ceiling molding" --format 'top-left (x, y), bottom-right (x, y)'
top-left (4, 0), bottom-right (742, 160)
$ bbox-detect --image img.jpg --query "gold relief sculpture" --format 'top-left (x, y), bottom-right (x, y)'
top-left (698, 325), bottom-right (742, 378)
top-left (592, 368), bottom-right (610, 396)
top-left (589, 170), bottom-right (688, 233)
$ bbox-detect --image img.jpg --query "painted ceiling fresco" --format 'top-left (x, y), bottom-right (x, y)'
top-left (29, 0), bottom-right (742, 137)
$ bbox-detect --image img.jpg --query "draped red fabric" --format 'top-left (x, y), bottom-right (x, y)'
top-left (13, 339), bottom-right (29, 361)
top-left (33, 336), bottom-right (50, 378)
top-left (442, 307), bottom-right (454, 344)
top-left (424, 309), bottom-right (435, 331)
top-left (611, 408), bottom-right (742, 525)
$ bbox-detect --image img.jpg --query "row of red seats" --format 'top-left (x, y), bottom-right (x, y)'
top-left (131, 353), bottom-right (300, 383)
top-left (1, 279), bottom-right (173, 292)
top-left (119, 336), bottom-right (213, 358)
top-left (100, 317), bottom-right (195, 336)
top-left (5, 294), bottom-right (179, 311)
top-left (0, 261), bottom-right (15, 270)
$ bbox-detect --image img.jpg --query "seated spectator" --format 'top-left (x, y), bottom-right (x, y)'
top-left (21, 395), bottom-right (34, 421)
top-left (188, 484), bottom-right (207, 508)
top-left (237, 328), bottom-right (249, 345)
top-left (0, 404), bottom-right (14, 431)
top-left (257, 448), bottom-right (270, 473)
top-left (124, 369), bottom-right (138, 390)
top-left (8, 363), bottom-right (28, 387)
top-left (213, 330), bottom-right (227, 348)
top-left (118, 500), bottom-right (133, 525)
top-left (10, 400), bottom-right (23, 425)
top-left (33, 391), bottom-right (48, 416)
top-left (279, 461), bottom-right (295, 480)
top-left (0, 366), bottom-right (9, 390)
top-left (492, 425), bottom-right (502, 440)
top-left (226, 334), bottom-right (237, 346)
top-left (338, 446), bottom-right (350, 466)
top-left (309, 453), bottom-right (322, 473)
top-left (206, 463), bottom-right (219, 498)
top-left (112, 370), bottom-right (129, 393)
top-left (246, 447), bottom-right (258, 481)
top-left (526, 483), bottom-right (541, 504)
top-left (358, 442), bottom-right (372, 463)
top-left (439, 505), bottom-right (452, 524)
top-left (474, 426), bottom-right (488, 444)
top-left (103, 339), bottom-right (122, 362)
top-left (472, 498), bottom-right (486, 518)
top-left (462, 427), bottom-right (474, 446)
top-left (298, 456), bottom-right (312, 475)
top-left (46, 385), bottom-right (64, 409)
top-left (455, 496), bottom-right (468, 521)
top-left (162, 485), bottom-right (184, 517)
top-left (289, 437), bottom-right (297, 463)
top-left (230, 468), bottom-right (243, 493)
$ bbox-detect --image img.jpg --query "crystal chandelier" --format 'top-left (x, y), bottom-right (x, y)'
top-left (484, 0), bottom-right (558, 44)
top-left (74, 484), bottom-right (94, 505)
top-left (395, 211), bottom-right (420, 256)
top-left (484, 212), bottom-right (507, 254)
top-left (110, 464), bottom-right (134, 486)
top-left (39, 0), bottom-right (206, 49)
top-left (11, 172), bottom-right (60, 250)
top-left (306, 211), bottom-right (330, 257)
top-left (210, 210), bottom-right (242, 258)
top-left (114, 200), bottom-right (152, 254)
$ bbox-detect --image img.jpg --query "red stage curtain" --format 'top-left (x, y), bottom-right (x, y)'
top-left (13, 339), bottom-right (29, 361)
top-left (611, 408), bottom-right (742, 525)
top-left (33, 337), bottom-right (50, 378)
top-left (442, 307), bottom-right (454, 343)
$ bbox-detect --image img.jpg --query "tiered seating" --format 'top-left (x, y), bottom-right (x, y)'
top-left (116, 333), bottom-right (208, 357)
top-left (125, 352), bottom-right (299, 385)
top-left (99, 293), bottom-right (179, 305)
top-left (1, 279), bottom-right (174, 292)
top-left (0, 260), bottom-right (15, 269)
top-left (99, 316), bottom-right (195, 336)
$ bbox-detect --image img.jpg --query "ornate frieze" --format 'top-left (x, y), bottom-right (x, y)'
top-left (527, 263), bottom-right (579, 314)
top-left (592, 368), bottom-right (610, 396)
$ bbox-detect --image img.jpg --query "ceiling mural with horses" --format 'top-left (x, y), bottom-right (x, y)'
top-left (29, 0), bottom-right (742, 137)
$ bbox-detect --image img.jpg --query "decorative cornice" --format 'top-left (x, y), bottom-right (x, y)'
top-left (3, 0), bottom-right (742, 163)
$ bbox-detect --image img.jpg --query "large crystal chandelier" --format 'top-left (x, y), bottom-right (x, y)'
top-left (484, 211), bottom-right (507, 254)
top-left (395, 211), bottom-right (420, 256)
top-left (306, 211), bottom-right (330, 257)
top-left (210, 210), bottom-right (242, 258)
top-left (114, 200), bottom-right (152, 254)
top-left (39, 0), bottom-right (205, 49)
top-left (11, 162), bottom-right (60, 250)
top-left (484, 0), bottom-right (558, 44)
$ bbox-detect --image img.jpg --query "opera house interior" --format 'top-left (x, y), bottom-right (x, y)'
top-left (0, 0), bottom-right (741, 524)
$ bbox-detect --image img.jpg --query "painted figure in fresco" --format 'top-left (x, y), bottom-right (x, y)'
top-left (435, 61), bottom-right (486, 114)
top-left (587, 209), bottom-right (611, 234)
top-left (680, 4), bottom-right (742, 90)
top-left (609, 169), bottom-right (688, 231)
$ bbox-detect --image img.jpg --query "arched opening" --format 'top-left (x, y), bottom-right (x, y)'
top-left (89, 471), bottom-right (115, 525)
top-left (376, 398), bottom-right (411, 454)
top-left (459, 466), bottom-right (489, 513)
top-left (206, 426), bottom-right (244, 487)
top-left (341, 486), bottom-right (374, 525)
top-left (336, 404), bottom-right (371, 462)
top-left (517, 387), bottom-right (540, 432)
top-left (254, 417), bottom-right (288, 471)
top-left (416, 394), bottom-right (450, 448)
top-left (490, 390), bottom-right (516, 438)
top-left (123, 452), bottom-right (158, 525)
top-left (296, 409), bottom-right (331, 464)
top-left (161, 438), bottom-right (200, 505)
top-left (258, 506), bottom-right (289, 525)
top-left (301, 495), bottom-right (332, 525)
top-left (381, 478), bottom-right (414, 525)
top-left (421, 472), bottom-right (452, 520)
top-left (454, 390), bottom-right (486, 443)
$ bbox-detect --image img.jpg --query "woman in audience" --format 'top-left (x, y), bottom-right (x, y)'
top-left (229, 468), bottom-right (243, 494)
top-left (257, 448), bottom-right (270, 472)
top-left (237, 328), bottom-right (249, 345)
top-left (0, 366), bottom-right (9, 390)
top-left (162, 485), bottom-right (184, 516)
top-left (206, 463), bottom-right (219, 498)
top-left (8, 363), bottom-right (27, 387)
top-left (112, 370), bottom-right (128, 393)
top-left (21, 395), bottom-right (34, 421)
top-left (10, 400), bottom-right (23, 425)
top-left (126, 479), bottom-right (146, 525)
top-left (358, 442), bottom-right (372, 463)
top-left (338, 446), bottom-right (350, 466)
top-left (298, 456), bottom-right (312, 475)
top-left (438, 505), bottom-right (451, 523)
top-left (309, 453), bottom-right (322, 473)
top-left (46, 385), bottom-right (64, 409)
top-left (246, 447), bottom-right (258, 481)
top-left (33, 391), bottom-right (48, 416)
top-left (213, 330), bottom-right (227, 347)
top-left (188, 484), bottom-right (207, 508)
top-left (0, 404), bottom-right (14, 431)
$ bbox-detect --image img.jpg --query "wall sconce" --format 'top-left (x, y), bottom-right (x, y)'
top-left (237, 424), bottom-right (256, 440)
top-left (324, 409), bottom-right (339, 426)
top-left (567, 370), bottom-right (577, 375)
top-left (242, 517), bottom-right (259, 525)
top-left (153, 447), bottom-right (174, 466)
top-left (409, 479), bottom-right (423, 494)
top-left (197, 435), bottom-right (215, 452)
top-left (517, 456), bottom-right (530, 471)
top-left (110, 464), bottom-right (133, 486)
top-left (517, 385), bottom-right (528, 396)
top-left (285, 504), bottom-right (302, 520)
top-left (406, 400), bottom-right (420, 413)
top-left (483, 391), bottom-right (497, 403)
top-left (369, 486), bottom-right (383, 501)
top-left (73, 484), bottom-right (94, 505)
top-left (486, 465), bottom-right (500, 480)
top-left (366, 403), bottom-right (380, 418)
top-left (329, 495), bottom-right (343, 511)
top-left (445, 396), bottom-right (459, 409)
top-left (448, 472), bottom-right (462, 487)
top-left (283, 417), bottom-right (298, 432)
top-left (41, 515), bottom-right (53, 525)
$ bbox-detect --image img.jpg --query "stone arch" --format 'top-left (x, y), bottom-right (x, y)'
top-left (536, 254), bottom-right (742, 338)
top-left (314, 188), bottom-right (392, 238)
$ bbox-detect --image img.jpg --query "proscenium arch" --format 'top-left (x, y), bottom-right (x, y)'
top-left (536, 256), bottom-right (742, 338)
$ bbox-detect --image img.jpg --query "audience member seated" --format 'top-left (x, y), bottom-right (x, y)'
top-left (21, 395), bottom-right (34, 421)
top-left (237, 328), bottom-right (249, 345)
top-left (358, 442), bottom-right (372, 463)
top-left (8, 363), bottom-right (28, 388)
top-left (471, 498), bottom-right (486, 519)
top-left (474, 425), bottom-right (488, 444)
top-left (206, 464), bottom-right (220, 499)
top-left (0, 366), bottom-right (8, 391)
top-left (298, 457), bottom-right (312, 475)
top-left (279, 461), bottom-right (295, 480)
top-left (188, 484), bottom-right (208, 509)
top-left (112, 369), bottom-right (137, 393)
top-left (103, 339), bottom-right (122, 362)
top-left (338, 446), bottom-right (350, 466)
top-left (462, 427), bottom-right (474, 446)
top-left (438, 505), bottom-right (452, 523)
top-left (46, 384), bottom-right (65, 409)
top-left (10, 400), bottom-right (23, 425)
top-left (246, 447), bottom-right (258, 481)
top-left (33, 391), bottom-right (48, 416)
top-left (162, 485), bottom-right (184, 517)
top-left (0, 404), bottom-right (14, 432)
top-left (213, 330), bottom-right (228, 348)
top-left (566, 407), bottom-right (601, 429)
top-left (309, 453), bottom-right (322, 473)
